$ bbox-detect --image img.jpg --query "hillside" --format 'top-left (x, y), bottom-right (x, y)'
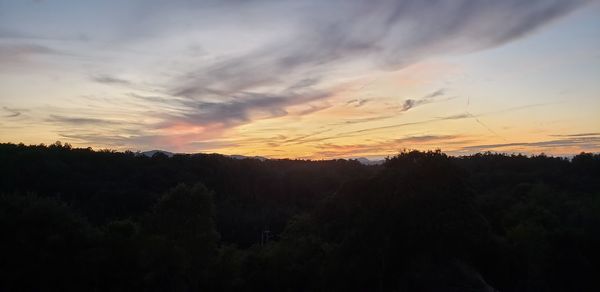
top-left (0, 142), bottom-right (599, 291)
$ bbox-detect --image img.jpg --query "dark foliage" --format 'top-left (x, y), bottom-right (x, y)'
top-left (0, 143), bottom-right (598, 291)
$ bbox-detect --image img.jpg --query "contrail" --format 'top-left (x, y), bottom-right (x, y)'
top-left (465, 97), bottom-right (506, 141)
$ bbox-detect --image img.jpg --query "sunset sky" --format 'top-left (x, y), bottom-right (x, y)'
top-left (1, 0), bottom-right (599, 159)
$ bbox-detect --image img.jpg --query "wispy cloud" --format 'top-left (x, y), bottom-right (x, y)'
top-left (0, 43), bottom-right (62, 65)
top-left (459, 134), bottom-right (600, 153)
top-left (312, 134), bottom-right (466, 157)
top-left (0, 0), bottom-right (593, 156)
top-left (47, 115), bottom-right (120, 126)
top-left (168, 90), bottom-right (331, 128)
top-left (339, 89), bottom-right (451, 125)
top-left (2, 107), bottom-right (24, 118)
top-left (91, 75), bottom-right (131, 85)
top-left (159, 0), bottom-right (587, 133)
top-left (299, 102), bottom-right (555, 146)
top-left (551, 132), bottom-right (600, 137)
top-left (0, 43), bottom-right (59, 56)
top-left (398, 88), bottom-right (450, 112)
top-left (295, 103), bottom-right (333, 116)
top-left (346, 98), bottom-right (371, 108)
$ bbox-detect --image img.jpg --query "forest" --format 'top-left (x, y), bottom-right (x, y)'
top-left (0, 142), bottom-right (599, 291)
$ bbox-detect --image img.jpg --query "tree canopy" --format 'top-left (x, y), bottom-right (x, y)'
top-left (0, 143), bottom-right (598, 291)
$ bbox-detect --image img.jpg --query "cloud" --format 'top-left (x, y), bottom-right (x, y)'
top-left (59, 130), bottom-right (236, 152)
top-left (0, 43), bottom-right (61, 63)
top-left (312, 134), bottom-right (464, 157)
top-left (282, 128), bottom-right (333, 144)
top-left (0, 43), bottom-right (58, 55)
top-left (0, 0), bottom-right (591, 154)
top-left (399, 99), bottom-right (418, 112)
top-left (59, 132), bottom-right (158, 148)
top-left (186, 140), bottom-right (240, 151)
top-left (309, 101), bottom-right (550, 145)
top-left (400, 88), bottom-right (448, 112)
top-left (92, 75), bottom-right (131, 85)
top-left (165, 90), bottom-right (331, 128)
top-left (2, 107), bottom-right (24, 118)
top-left (341, 115), bottom-right (396, 125)
top-left (346, 99), bottom-right (371, 108)
top-left (438, 113), bottom-right (472, 120)
top-left (47, 115), bottom-right (120, 126)
top-left (170, 0), bottom-right (588, 87)
top-left (339, 89), bottom-right (452, 125)
top-left (295, 103), bottom-right (332, 116)
top-left (551, 132), bottom-right (600, 137)
top-left (423, 89), bottom-right (446, 99)
top-left (313, 133), bottom-right (600, 158)
top-left (162, 0), bottom-right (587, 130)
top-left (459, 134), bottom-right (600, 152)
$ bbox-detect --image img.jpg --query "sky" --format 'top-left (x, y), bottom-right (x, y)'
top-left (1, 0), bottom-right (599, 159)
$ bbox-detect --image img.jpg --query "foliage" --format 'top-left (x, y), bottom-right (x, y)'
top-left (0, 143), bottom-right (598, 291)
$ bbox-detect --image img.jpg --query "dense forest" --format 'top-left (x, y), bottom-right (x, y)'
top-left (1, 142), bottom-right (599, 291)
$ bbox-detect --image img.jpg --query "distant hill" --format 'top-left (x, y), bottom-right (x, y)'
top-left (139, 151), bottom-right (269, 161)
top-left (139, 150), bottom-right (175, 157)
top-left (139, 151), bottom-right (382, 164)
top-left (228, 154), bottom-right (268, 161)
top-left (354, 157), bottom-right (384, 165)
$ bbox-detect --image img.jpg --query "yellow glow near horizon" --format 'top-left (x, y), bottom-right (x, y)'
top-left (1, 2), bottom-right (599, 158)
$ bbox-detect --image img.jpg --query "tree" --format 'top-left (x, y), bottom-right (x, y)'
top-left (142, 183), bottom-right (219, 291)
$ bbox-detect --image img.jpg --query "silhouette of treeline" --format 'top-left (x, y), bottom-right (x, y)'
top-left (0, 142), bottom-right (598, 291)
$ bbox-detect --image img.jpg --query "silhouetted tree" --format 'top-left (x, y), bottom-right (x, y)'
top-left (0, 143), bottom-right (598, 291)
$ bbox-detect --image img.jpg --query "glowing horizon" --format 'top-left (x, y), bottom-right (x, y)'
top-left (1, 0), bottom-right (599, 159)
